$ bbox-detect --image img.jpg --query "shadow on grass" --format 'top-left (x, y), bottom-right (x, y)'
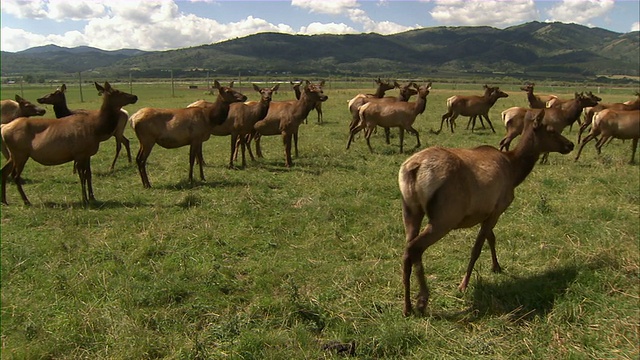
top-left (41, 199), bottom-right (148, 209)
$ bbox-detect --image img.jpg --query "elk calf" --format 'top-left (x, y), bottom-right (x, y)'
top-left (399, 110), bottom-right (574, 316)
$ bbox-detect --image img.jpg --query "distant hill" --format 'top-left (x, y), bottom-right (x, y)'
top-left (1, 21), bottom-right (638, 82)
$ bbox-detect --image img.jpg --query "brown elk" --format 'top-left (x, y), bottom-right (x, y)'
top-left (1, 82), bottom-right (138, 205)
top-left (1, 95), bottom-right (46, 124)
top-left (434, 85), bottom-right (509, 134)
top-left (36, 84), bottom-right (132, 171)
top-left (292, 80), bottom-right (325, 124)
top-left (520, 83), bottom-right (558, 109)
top-left (578, 92), bottom-right (640, 143)
top-left (499, 92), bottom-right (599, 156)
top-left (188, 83), bottom-right (279, 169)
top-left (348, 81), bottom-right (418, 144)
top-left (130, 80), bottom-right (247, 188)
top-left (398, 110), bottom-right (574, 316)
top-left (574, 109), bottom-right (640, 163)
top-left (251, 80), bottom-right (328, 167)
top-left (347, 82), bottom-right (431, 153)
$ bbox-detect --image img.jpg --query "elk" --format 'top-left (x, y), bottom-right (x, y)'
top-left (434, 85), bottom-right (509, 134)
top-left (577, 93), bottom-right (640, 143)
top-left (499, 92), bottom-right (599, 155)
top-left (251, 80), bottom-right (328, 167)
top-left (574, 109), bottom-right (639, 163)
top-left (1, 96), bottom-right (46, 160)
top-left (188, 83), bottom-right (279, 169)
top-left (347, 82), bottom-right (431, 153)
top-left (398, 110), bottom-right (574, 316)
top-left (1, 95), bottom-right (46, 124)
top-left (36, 84), bottom-right (132, 171)
top-left (292, 80), bottom-right (325, 124)
top-left (520, 83), bottom-right (557, 109)
top-left (348, 81), bottom-right (418, 144)
top-left (1, 82), bottom-right (138, 206)
top-left (130, 80), bottom-right (247, 188)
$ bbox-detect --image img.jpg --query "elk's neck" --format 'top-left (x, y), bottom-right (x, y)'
top-left (413, 95), bottom-right (428, 116)
top-left (204, 95), bottom-right (232, 126)
top-left (373, 88), bottom-right (387, 98)
top-left (257, 99), bottom-right (271, 120)
top-left (526, 91), bottom-right (537, 105)
top-left (295, 93), bottom-right (318, 120)
top-left (95, 101), bottom-right (122, 137)
top-left (293, 88), bottom-right (302, 100)
top-left (507, 128), bottom-right (541, 187)
top-left (53, 103), bottom-right (73, 118)
top-left (560, 100), bottom-right (584, 126)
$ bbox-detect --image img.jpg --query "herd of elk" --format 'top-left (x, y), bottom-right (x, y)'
top-left (36, 84), bottom-right (132, 171)
top-left (347, 82), bottom-right (431, 153)
top-left (130, 80), bottom-right (247, 188)
top-left (1, 82), bottom-right (138, 205)
top-left (578, 92), bottom-right (640, 143)
top-left (398, 109), bottom-right (574, 316)
top-left (433, 85), bottom-right (509, 134)
top-left (575, 109), bottom-right (640, 163)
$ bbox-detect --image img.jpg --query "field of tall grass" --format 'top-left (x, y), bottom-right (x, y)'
top-left (1, 80), bottom-right (638, 359)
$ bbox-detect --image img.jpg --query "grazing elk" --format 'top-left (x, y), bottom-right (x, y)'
top-left (347, 82), bottom-right (431, 153)
top-left (520, 83), bottom-right (558, 109)
top-left (292, 80), bottom-right (325, 124)
top-left (189, 83), bottom-right (279, 169)
top-left (434, 85), bottom-right (509, 134)
top-left (36, 84), bottom-right (132, 171)
top-left (251, 80), bottom-right (328, 167)
top-left (348, 81), bottom-right (418, 144)
top-left (130, 80), bottom-right (247, 188)
top-left (578, 92), bottom-right (640, 143)
top-left (499, 92), bottom-right (599, 158)
top-left (1, 82), bottom-right (138, 205)
top-left (574, 109), bottom-right (640, 163)
top-left (398, 110), bottom-right (574, 316)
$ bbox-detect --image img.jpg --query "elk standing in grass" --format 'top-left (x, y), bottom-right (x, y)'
top-left (251, 80), bottom-right (328, 167)
top-left (574, 109), bottom-right (639, 163)
top-left (520, 83), bottom-right (557, 109)
top-left (36, 84), bottom-right (132, 171)
top-left (1, 82), bottom-right (138, 205)
top-left (398, 110), bottom-right (574, 316)
top-left (130, 80), bottom-right (247, 188)
top-left (189, 84), bottom-right (279, 169)
top-left (434, 85), bottom-right (509, 134)
top-left (1, 96), bottom-right (46, 161)
top-left (347, 82), bottom-right (431, 153)
top-left (292, 80), bottom-right (325, 124)
top-left (348, 81), bottom-right (418, 145)
top-left (578, 92), bottom-right (640, 143)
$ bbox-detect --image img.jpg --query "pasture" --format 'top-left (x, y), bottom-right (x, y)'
top-left (1, 80), bottom-right (638, 359)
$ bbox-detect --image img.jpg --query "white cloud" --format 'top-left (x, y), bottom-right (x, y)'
top-left (632, 22), bottom-right (640, 32)
top-left (1, 0), bottom-right (49, 19)
top-left (47, 0), bottom-right (107, 21)
top-left (291, 0), bottom-right (359, 15)
top-left (545, 0), bottom-right (615, 24)
top-left (299, 22), bottom-right (357, 35)
top-left (429, 0), bottom-right (538, 27)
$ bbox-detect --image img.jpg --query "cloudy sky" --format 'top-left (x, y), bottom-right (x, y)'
top-left (1, 0), bottom-right (638, 53)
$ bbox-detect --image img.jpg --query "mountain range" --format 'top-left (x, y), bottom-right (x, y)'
top-left (1, 21), bottom-right (638, 82)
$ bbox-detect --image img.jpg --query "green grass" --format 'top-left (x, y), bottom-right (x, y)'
top-left (1, 81), bottom-right (639, 359)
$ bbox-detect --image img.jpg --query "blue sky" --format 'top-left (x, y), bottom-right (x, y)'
top-left (1, 0), bottom-right (638, 53)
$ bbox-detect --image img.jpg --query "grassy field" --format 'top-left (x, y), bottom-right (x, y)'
top-left (1, 80), bottom-right (639, 359)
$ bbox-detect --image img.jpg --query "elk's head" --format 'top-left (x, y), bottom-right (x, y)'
top-left (214, 80), bottom-right (247, 104)
top-left (530, 110), bottom-right (574, 154)
top-left (304, 80), bottom-right (328, 103)
top-left (95, 82), bottom-right (138, 107)
top-left (15, 95), bottom-right (46, 117)
top-left (37, 84), bottom-right (67, 106)
top-left (253, 83), bottom-right (279, 103)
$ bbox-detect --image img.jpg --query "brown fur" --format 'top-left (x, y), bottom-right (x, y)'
top-left (398, 110), bottom-right (574, 316)
top-left (578, 94), bottom-right (640, 143)
top-left (575, 109), bottom-right (640, 163)
top-left (434, 85), bottom-right (509, 134)
top-left (130, 80), bottom-right (246, 188)
top-left (520, 83), bottom-right (557, 109)
top-left (1, 82), bottom-right (138, 205)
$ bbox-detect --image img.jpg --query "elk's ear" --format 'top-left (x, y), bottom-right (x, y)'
top-left (394, 81), bottom-right (401, 88)
top-left (229, 81), bottom-right (234, 88)
top-left (319, 80), bottom-right (325, 86)
top-left (483, 84), bottom-right (489, 89)
top-left (272, 83), bottom-right (280, 92)
top-left (60, 84), bottom-right (67, 92)
top-left (253, 84), bottom-right (260, 92)
top-left (426, 82), bottom-right (433, 90)
top-left (15, 95), bottom-right (24, 102)
top-left (95, 82), bottom-right (105, 95)
top-left (213, 80), bottom-right (221, 89)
